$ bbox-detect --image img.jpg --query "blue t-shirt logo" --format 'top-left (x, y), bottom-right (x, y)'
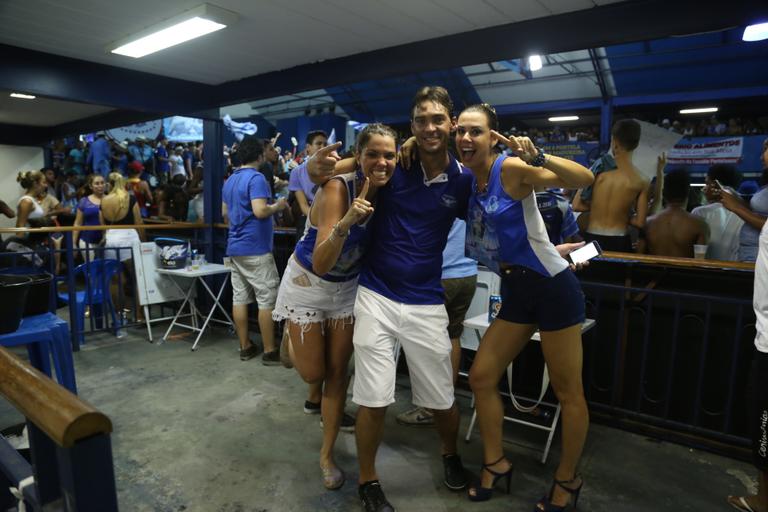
top-left (485, 195), bottom-right (500, 213)
top-left (441, 194), bottom-right (457, 209)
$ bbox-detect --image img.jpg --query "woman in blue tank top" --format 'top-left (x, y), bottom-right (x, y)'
top-left (458, 104), bottom-right (595, 511)
top-left (272, 124), bottom-right (397, 490)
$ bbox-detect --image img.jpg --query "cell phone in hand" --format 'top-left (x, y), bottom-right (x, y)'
top-left (712, 179), bottom-right (724, 190)
top-left (568, 241), bottom-right (603, 265)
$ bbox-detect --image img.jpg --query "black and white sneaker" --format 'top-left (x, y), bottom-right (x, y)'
top-left (304, 400), bottom-right (321, 414)
top-left (442, 453), bottom-right (468, 490)
top-left (359, 480), bottom-right (395, 512)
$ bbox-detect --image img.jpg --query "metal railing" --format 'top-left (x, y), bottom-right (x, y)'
top-left (576, 253), bottom-right (755, 456)
top-left (0, 346), bottom-right (116, 511)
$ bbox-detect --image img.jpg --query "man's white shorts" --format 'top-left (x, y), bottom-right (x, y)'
top-left (352, 286), bottom-right (454, 410)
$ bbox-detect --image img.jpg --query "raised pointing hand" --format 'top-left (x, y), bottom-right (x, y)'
top-left (491, 130), bottom-right (539, 163)
top-left (307, 141), bottom-right (342, 182)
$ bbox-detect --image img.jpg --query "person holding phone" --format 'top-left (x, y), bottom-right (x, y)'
top-left (718, 139), bottom-right (768, 262)
top-left (691, 164), bottom-right (744, 261)
top-left (455, 103), bottom-right (594, 511)
top-left (272, 124), bottom-right (397, 491)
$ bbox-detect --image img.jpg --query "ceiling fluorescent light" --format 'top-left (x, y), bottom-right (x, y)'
top-left (549, 115), bottom-right (579, 122)
top-left (743, 22), bottom-right (768, 41)
top-left (528, 55), bottom-right (543, 71)
top-left (10, 93), bottom-right (36, 99)
top-left (679, 107), bottom-right (718, 114)
top-left (109, 4), bottom-right (237, 58)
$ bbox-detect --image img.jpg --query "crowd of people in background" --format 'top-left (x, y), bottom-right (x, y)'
top-left (494, 114), bottom-right (767, 146)
top-left (654, 115), bottom-right (767, 137)
top-left (1, 87), bottom-right (767, 512)
top-left (3, 118), bottom-right (768, 277)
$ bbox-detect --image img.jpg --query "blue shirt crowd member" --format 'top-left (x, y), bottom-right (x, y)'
top-left (359, 155), bottom-right (473, 305)
top-left (535, 189), bottom-right (580, 245)
top-left (442, 218), bottom-right (478, 280)
top-left (222, 167), bottom-right (274, 257)
top-left (87, 135), bottom-right (111, 177)
top-left (155, 143), bottom-right (170, 175)
top-left (68, 145), bottom-right (84, 174)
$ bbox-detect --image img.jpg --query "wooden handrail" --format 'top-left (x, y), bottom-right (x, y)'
top-left (5, 223), bottom-right (751, 270)
top-left (601, 251), bottom-right (755, 271)
top-left (0, 347), bottom-right (111, 448)
top-left (0, 221), bottom-right (204, 234)
top-left (213, 223), bottom-right (297, 235)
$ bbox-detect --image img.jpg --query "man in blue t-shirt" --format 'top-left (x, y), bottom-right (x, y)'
top-left (86, 133), bottom-right (111, 177)
top-left (222, 136), bottom-right (288, 365)
top-left (310, 86), bottom-right (472, 511)
top-left (155, 137), bottom-right (171, 182)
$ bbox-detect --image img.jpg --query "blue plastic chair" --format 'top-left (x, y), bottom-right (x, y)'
top-left (0, 313), bottom-right (77, 393)
top-left (22, 313), bottom-right (77, 393)
top-left (57, 259), bottom-right (122, 344)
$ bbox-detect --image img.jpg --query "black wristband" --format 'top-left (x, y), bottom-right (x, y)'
top-left (530, 147), bottom-right (547, 167)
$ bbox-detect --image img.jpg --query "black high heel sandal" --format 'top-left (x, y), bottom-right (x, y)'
top-left (534, 475), bottom-right (583, 511)
top-left (467, 455), bottom-right (513, 502)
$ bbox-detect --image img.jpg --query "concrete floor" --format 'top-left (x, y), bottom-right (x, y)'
top-left (0, 323), bottom-right (759, 512)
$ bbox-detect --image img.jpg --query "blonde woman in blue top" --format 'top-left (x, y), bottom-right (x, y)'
top-left (457, 104), bottom-right (594, 511)
top-left (273, 124), bottom-right (397, 491)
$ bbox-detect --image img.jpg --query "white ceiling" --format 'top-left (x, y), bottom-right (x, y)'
top-left (218, 48), bottom-right (615, 126)
top-left (0, 90), bottom-right (115, 127)
top-left (467, 48), bottom-right (617, 106)
top-left (220, 89), bottom-right (350, 122)
top-left (0, 0), bottom-right (626, 86)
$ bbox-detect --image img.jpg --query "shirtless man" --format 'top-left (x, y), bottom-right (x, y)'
top-left (644, 168), bottom-right (708, 257)
top-left (573, 119), bottom-right (649, 252)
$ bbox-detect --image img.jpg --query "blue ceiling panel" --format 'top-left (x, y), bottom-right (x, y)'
top-left (605, 28), bottom-right (768, 97)
top-left (325, 68), bottom-right (482, 123)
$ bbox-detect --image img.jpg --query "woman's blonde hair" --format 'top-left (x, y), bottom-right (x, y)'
top-left (16, 170), bottom-right (44, 191)
top-left (107, 172), bottom-right (129, 211)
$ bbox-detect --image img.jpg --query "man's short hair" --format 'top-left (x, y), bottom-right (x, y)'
top-left (663, 168), bottom-right (690, 203)
top-left (411, 86), bottom-right (453, 119)
top-left (236, 136), bottom-right (265, 165)
top-left (612, 119), bottom-right (641, 151)
top-left (305, 130), bottom-right (327, 146)
top-left (707, 164), bottom-right (740, 189)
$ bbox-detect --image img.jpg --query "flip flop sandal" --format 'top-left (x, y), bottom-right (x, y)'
top-left (728, 496), bottom-right (757, 512)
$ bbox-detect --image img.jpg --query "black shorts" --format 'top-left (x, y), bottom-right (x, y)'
top-left (584, 232), bottom-right (633, 253)
top-left (497, 266), bottom-right (585, 332)
top-left (748, 350), bottom-right (768, 471)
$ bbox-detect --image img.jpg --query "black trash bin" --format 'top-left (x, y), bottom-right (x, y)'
top-left (0, 275), bottom-right (32, 334)
top-left (22, 272), bottom-right (53, 317)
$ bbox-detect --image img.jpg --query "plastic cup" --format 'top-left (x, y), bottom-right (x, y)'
top-left (693, 244), bottom-right (708, 259)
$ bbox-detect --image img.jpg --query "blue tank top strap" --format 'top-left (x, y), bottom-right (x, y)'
top-left (489, 154), bottom-right (505, 191)
top-left (293, 171), bottom-right (369, 282)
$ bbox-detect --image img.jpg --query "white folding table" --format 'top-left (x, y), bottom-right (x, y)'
top-left (462, 314), bottom-right (595, 463)
top-left (156, 263), bottom-right (235, 351)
